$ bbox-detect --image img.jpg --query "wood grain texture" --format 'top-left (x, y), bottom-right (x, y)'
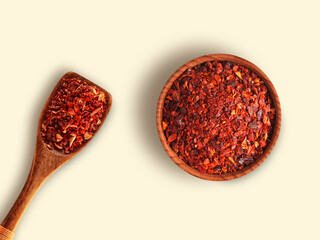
top-left (0, 225), bottom-right (14, 240)
top-left (156, 54), bottom-right (281, 181)
top-left (1, 72), bottom-right (112, 234)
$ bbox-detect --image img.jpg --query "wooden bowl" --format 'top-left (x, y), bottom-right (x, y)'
top-left (156, 54), bottom-right (281, 181)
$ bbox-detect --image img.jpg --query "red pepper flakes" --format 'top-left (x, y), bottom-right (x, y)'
top-left (162, 61), bottom-right (276, 174)
top-left (41, 75), bottom-right (108, 153)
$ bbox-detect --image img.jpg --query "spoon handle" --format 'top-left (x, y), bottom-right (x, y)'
top-left (0, 225), bottom-right (14, 240)
top-left (1, 161), bottom-right (45, 239)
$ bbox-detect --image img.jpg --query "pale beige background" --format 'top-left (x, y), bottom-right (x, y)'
top-left (0, 0), bottom-right (319, 239)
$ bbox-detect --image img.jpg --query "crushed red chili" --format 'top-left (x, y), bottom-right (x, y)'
top-left (41, 75), bottom-right (108, 153)
top-left (162, 61), bottom-right (275, 174)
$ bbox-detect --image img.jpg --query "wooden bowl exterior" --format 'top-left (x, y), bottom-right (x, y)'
top-left (156, 54), bottom-right (281, 181)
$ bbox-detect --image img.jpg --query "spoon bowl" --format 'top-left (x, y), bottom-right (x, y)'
top-left (0, 72), bottom-right (112, 239)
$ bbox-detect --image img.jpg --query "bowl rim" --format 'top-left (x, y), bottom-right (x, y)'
top-left (156, 54), bottom-right (281, 181)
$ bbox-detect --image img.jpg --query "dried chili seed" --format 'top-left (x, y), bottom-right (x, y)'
top-left (162, 61), bottom-right (275, 174)
top-left (41, 75), bottom-right (109, 153)
top-left (55, 133), bottom-right (63, 142)
top-left (168, 134), bottom-right (177, 143)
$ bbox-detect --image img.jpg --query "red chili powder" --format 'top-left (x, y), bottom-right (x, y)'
top-left (41, 75), bottom-right (108, 153)
top-left (162, 61), bottom-right (275, 174)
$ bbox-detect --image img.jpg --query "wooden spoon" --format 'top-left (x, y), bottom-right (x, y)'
top-left (0, 72), bottom-right (112, 240)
